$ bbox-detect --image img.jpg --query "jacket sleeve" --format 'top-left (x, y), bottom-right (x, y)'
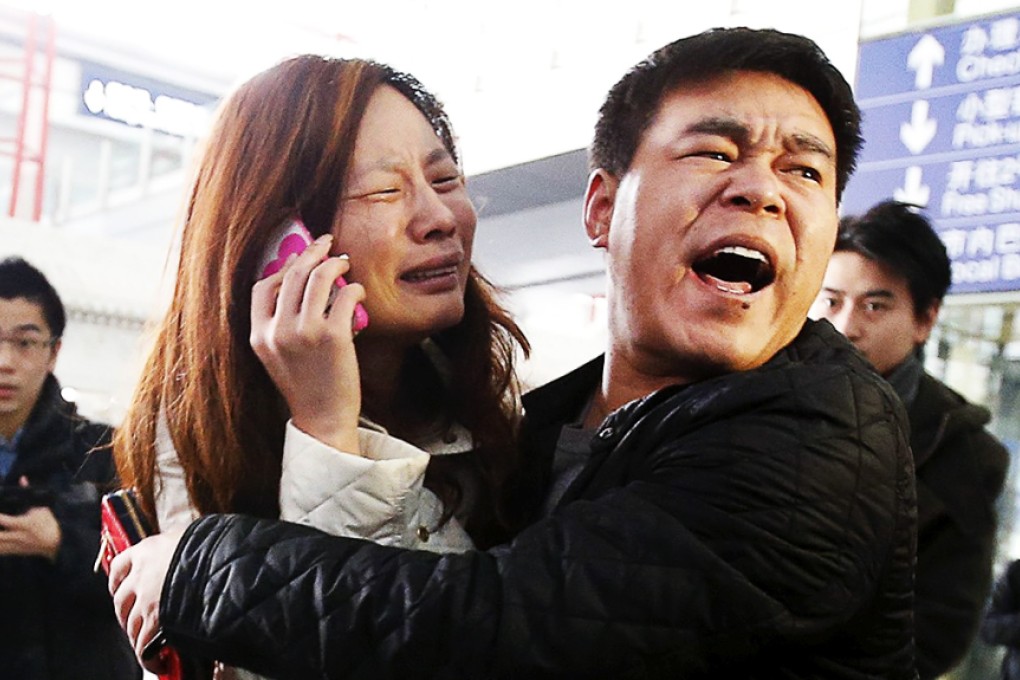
top-left (163, 516), bottom-right (500, 679)
top-left (47, 480), bottom-right (110, 603)
top-left (279, 421), bottom-right (473, 552)
top-left (49, 423), bottom-right (117, 607)
top-left (159, 365), bottom-right (914, 679)
top-left (154, 415), bottom-right (199, 529)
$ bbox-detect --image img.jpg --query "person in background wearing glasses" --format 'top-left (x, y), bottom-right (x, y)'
top-left (0, 256), bottom-right (139, 679)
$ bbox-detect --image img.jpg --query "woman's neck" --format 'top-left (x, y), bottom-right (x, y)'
top-left (357, 338), bottom-right (444, 440)
top-left (357, 338), bottom-right (406, 410)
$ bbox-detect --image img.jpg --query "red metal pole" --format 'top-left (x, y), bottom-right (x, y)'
top-left (31, 16), bottom-right (54, 222)
top-left (9, 13), bottom-right (36, 218)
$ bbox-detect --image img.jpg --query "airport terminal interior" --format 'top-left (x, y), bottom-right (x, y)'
top-left (3, 0), bottom-right (1020, 676)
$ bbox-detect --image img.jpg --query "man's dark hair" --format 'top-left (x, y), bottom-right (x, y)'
top-left (836, 200), bottom-right (952, 316)
top-left (590, 27), bottom-right (863, 199)
top-left (0, 256), bottom-right (66, 338)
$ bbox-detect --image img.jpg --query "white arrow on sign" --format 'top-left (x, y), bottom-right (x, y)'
top-left (900, 100), bottom-right (937, 155)
top-left (894, 166), bottom-right (930, 206)
top-left (907, 34), bottom-right (945, 90)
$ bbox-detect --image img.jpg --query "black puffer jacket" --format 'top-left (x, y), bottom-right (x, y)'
top-left (160, 320), bottom-right (916, 679)
top-left (0, 375), bottom-right (139, 680)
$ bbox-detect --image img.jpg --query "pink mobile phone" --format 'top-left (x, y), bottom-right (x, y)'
top-left (258, 217), bottom-right (369, 332)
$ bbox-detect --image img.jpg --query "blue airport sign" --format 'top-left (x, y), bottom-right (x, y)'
top-left (844, 10), bottom-right (1020, 294)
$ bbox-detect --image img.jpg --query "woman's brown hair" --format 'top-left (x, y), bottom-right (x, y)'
top-left (114, 55), bottom-right (528, 545)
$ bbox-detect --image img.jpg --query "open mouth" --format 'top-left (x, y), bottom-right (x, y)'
top-left (400, 265), bottom-right (458, 283)
top-left (692, 245), bottom-right (775, 295)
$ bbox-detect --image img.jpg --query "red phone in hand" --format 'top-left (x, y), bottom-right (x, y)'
top-left (258, 217), bottom-right (369, 332)
top-left (96, 490), bottom-right (199, 679)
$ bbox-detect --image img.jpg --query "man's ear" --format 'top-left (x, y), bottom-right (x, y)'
top-left (914, 301), bottom-right (941, 345)
top-left (47, 337), bottom-right (61, 373)
top-left (584, 169), bottom-right (617, 249)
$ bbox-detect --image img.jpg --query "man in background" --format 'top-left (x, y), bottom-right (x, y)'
top-left (0, 256), bottom-right (138, 679)
top-left (810, 199), bottom-right (1009, 680)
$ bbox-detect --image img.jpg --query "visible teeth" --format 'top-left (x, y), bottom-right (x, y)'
top-left (715, 281), bottom-right (752, 295)
top-left (405, 266), bottom-right (456, 282)
top-left (717, 246), bottom-right (767, 262)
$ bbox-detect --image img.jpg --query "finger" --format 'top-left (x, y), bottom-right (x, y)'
top-left (114, 581), bottom-right (139, 636)
top-left (137, 605), bottom-right (162, 660)
top-left (251, 256), bottom-right (291, 324)
top-left (300, 256), bottom-right (353, 324)
top-left (108, 550), bottom-right (132, 598)
top-left (127, 606), bottom-right (146, 656)
top-left (276, 234), bottom-right (333, 318)
top-left (18, 475), bottom-right (28, 488)
top-left (326, 282), bottom-right (367, 340)
top-left (0, 533), bottom-right (19, 553)
top-left (251, 278), bottom-right (286, 362)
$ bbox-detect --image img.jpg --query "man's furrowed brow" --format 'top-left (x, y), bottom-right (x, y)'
top-left (681, 118), bottom-right (835, 161)
top-left (789, 132), bottom-right (835, 161)
top-left (684, 117), bottom-right (749, 142)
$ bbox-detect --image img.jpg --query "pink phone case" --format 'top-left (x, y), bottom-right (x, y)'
top-left (258, 218), bottom-right (369, 332)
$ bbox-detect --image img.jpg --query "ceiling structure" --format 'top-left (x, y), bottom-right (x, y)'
top-left (15, 1), bottom-right (865, 177)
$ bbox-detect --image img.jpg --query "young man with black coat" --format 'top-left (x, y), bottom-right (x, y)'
top-left (0, 257), bottom-right (138, 679)
top-left (811, 200), bottom-right (1009, 679)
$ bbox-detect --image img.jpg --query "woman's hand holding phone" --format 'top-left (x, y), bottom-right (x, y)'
top-left (107, 527), bottom-right (188, 674)
top-left (251, 226), bottom-right (366, 454)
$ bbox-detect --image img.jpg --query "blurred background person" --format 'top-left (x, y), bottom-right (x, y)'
top-left (810, 199), bottom-right (1009, 680)
top-left (983, 557), bottom-right (1020, 680)
top-left (0, 256), bottom-right (138, 679)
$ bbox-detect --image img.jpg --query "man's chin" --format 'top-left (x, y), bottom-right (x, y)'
top-left (687, 322), bottom-right (796, 375)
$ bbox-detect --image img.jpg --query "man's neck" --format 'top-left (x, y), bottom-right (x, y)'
top-left (584, 348), bottom-right (692, 429)
top-left (0, 411), bottom-right (28, 442)
top-left (884, 350), bottom-right (923, 408)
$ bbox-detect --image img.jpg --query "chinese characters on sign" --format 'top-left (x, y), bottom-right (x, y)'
top-left (78, 63), bottom-right (217, 139)
top-left (844, 11), bottom-right (1020, 293)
